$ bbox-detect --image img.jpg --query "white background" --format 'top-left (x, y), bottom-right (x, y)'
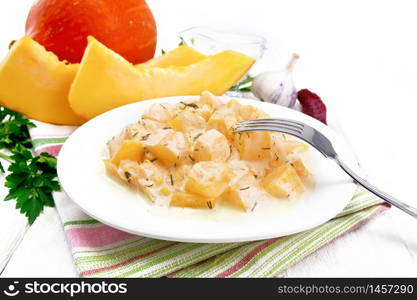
top-left (0, 0), bottom-right (416, 277)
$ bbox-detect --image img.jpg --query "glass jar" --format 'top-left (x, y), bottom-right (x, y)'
top-left (179, 27), bottom-right (267, 97)
top-left (179, 26), bottom-right (267, 60)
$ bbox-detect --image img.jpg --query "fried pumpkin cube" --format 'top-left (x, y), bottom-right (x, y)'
top-left (193, 129), bottom-right (230, 162)
top-left (238, 104), bottom-right (269, 120)
top-left (185, 161), bottom-right (229, 198)
top-left (104, 159), bottom-right (119, 178)
top-left (223, 173), bottom-right (260, 211)
top-left (284, 140), bottom-right (309, 155)
top-left (268, 133), bottom-right (288, 168)
top-left (170, 191), bottom-right (217, 209)
top-left (135, 160), bottom-right (172, 205)
top-left (107, 123), bottom-right (147, 158)
top-left (145, 129), bottom-right (189, 167)
top-left (291, 159), bottom-right (310, 179)
top-left (207, 106), bottom-right (239, 139)
top-left (115, 160), bottom-right (144, 189)
top-left (195, 104), bottom-right (214, 121)
top-left (111, 140), bottom-right (145, 166)
top-left (199, 91), bottom-right (223, 109)
top-left (139, 119), bottom-right (166, 133)
top-left (236, 131), bottom-right (272, 160)
top-left (226, 99), bottom-right (244, 115)
top-left (169, 109), bottom-right (206, 133)
top-left (262, 163), bottom-right (304, 198)
top-left (142, 103), bottom-right (176, 124)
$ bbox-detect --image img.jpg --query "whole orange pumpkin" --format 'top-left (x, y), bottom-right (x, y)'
top-left (25, 0), bottom-right (157, 64)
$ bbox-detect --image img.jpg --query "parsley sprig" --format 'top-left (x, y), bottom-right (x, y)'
top-left (0, 106), bottom-right (59, 224)
top-left (0, 106), bottom-right (34, 149)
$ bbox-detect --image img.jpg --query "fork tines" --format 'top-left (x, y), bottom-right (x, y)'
top-left (234, 118), bottom-right (305, 137)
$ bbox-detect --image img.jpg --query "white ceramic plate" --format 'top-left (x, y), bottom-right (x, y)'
top-left (58, 96), bottom-right (357, 243)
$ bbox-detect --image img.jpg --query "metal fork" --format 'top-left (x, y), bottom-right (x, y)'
top-left (235, 118), bottom-right (417, 218)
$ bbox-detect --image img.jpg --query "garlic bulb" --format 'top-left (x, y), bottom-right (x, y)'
top-left (252, 53), bottom-right (299, 108)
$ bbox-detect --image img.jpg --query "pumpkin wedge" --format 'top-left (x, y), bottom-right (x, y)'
top-left (0, 36), bottom-right (86, 125)
top-left (137, 45), bottom-right (207, 68)
top-left (69, 37), bottom-right (255, 120)
top-left (0, 36), bottom-right (207, 125)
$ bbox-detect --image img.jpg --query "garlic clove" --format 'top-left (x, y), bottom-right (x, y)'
top-left (252, 53), bottom-right (299, 108)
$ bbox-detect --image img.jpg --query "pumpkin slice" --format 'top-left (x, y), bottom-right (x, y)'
top-left (0, 36), bottom-right (86, 125)
top-left (0, 36), bottom-right (208, 126)
top-left (138, 45), bottom-right (207, 68)
top-left (69, 37), bottom-right (255, 120)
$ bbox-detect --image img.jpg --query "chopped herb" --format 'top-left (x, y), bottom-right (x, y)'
top-left (124, 172), bottom-right (132, 180)
top-left (251, 202), bottom-right (258, 212)
top-left (207, 201), bottom-right (213, 209)
top-left (193, 133), bottom-right (203, 141)
top-left (160, 104), bottom-right (168, 110)
top-left (254, 174), bottom-right (258, 179)
top-left (150, 158), bottom-right (158, 163)
top-left (169, 174), bottom-right (174, 186)
top-left (180, 101), bottom-right (199, 109)
top-left (132, 132), bottom-right (139, 137)
top-left (188, 155), bottom-right (195, 162)
top-left (161, 49), bottom-right (166, 55)
top-left (162, 127), bottom-right (172, 130)
top-left (140, 133), bottom-right (151, 141)
top-left (262, 147), bottom-right (271, 150)
top-left (178, 37), bottom-right (185, 46)
top-left (8, 40), bottom-right (16, 49)
top-left (194, 148), bottom-right (199, 152)
top-left (275, 153), bottom-right (280, 161)
top-left (145, 184), bottom-right (154, 188)
top-left (240, 186), bottom-right (250, 191)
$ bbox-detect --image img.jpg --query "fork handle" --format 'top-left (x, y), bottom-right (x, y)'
top-left (335, 157), bottom-right (417, 218)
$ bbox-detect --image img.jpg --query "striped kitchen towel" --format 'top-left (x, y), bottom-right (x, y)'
top-left (29, 120), bottom-right (389, 278)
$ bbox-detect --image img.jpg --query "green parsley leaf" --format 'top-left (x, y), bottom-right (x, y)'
top-left (0, 106), bottom-right (60, 224)
top-left (0, 106), bottom-right (35, 150)
top-left (229, 75), bottom-right (254, 93)
top-left (4, 147), bottom-right (59, 224)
